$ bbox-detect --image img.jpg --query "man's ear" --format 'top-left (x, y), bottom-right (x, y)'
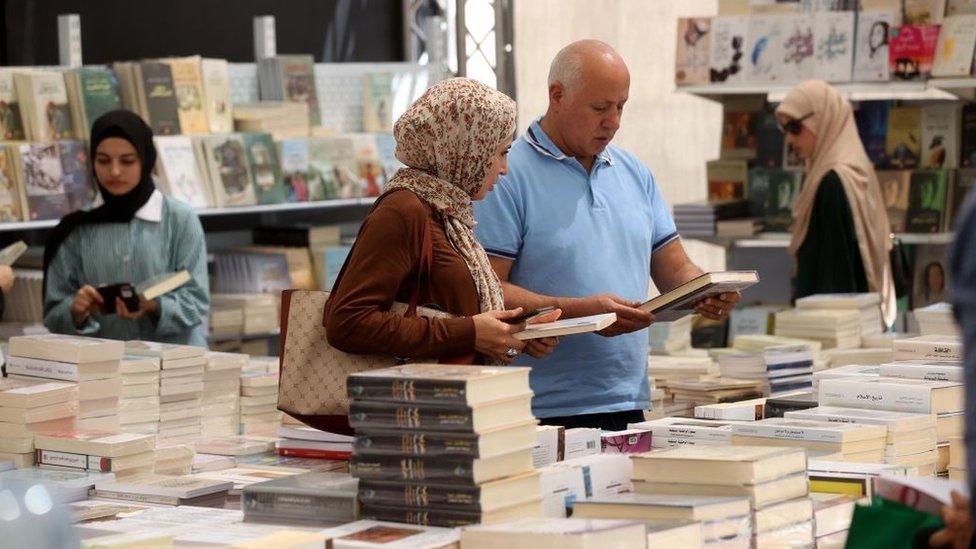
top-left (549, 83), bottom-right (564, 109)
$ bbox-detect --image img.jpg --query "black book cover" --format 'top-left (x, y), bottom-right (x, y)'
top-left (349, 454), bottom-right (483, 483)
top-left (754, 108), bottom-right (784, 168)
top-left (347, 377), bottom-right (469, 405)
top-left (348, 400), bottom-right (477, 432)
top-left (354, 429), bottom-right (483, 458)
top-left (358, 502), bottom-right (484, 528)
top-left (905, 170), bottom-right (948, 233)
top-left (139, 61), bottom-right (181, 136)
top-left (242, 490), bottom-right (356, 521)
top-left (358, 479), bottom-right (485, 511)
top-left (960, 104), bottom-right (976, 168)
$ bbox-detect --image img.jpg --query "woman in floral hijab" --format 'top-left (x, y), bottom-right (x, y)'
top-left (325, 78), bottom-right (559, 364)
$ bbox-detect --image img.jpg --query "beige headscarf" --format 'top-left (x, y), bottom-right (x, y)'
top-left (776, 80), bottom-right (896, 328)
top-left (383, 77), bottom-right (514, 313)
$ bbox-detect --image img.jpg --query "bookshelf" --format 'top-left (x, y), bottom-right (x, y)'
top-left (679, 81), bottom-right (965, 102)
top-left (686, 232), bottom-right (956, 248)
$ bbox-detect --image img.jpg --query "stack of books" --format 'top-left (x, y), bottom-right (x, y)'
top-left (893, 334), bottom-right (963, 362)
top-left (666, 377), bottom-right (764, 408)
top-left (232, 101), bottom-right (310, 140)
top-left (4, 270), bottom-right (44, 323)
top-left (257, 54), bottom-right (321, 126)
top-left (209, 304), bottom-right (244, 338)
top-left (822, 347), bottom-right (893, 368)
top-left (0, 376), bottom-right (78, 467)
top-left (795, 293), bottom-right (884, 338)
top-left (812, 364), bottom-right (880, 394)
top-left (90, 474), bottom-right (233, 506)
top-left (672, 200), bottom-right (749, 237)
top-left (647, 356), bottom-right (719, 417)
top-left (695, 397), bottom-right (767, 421)
top-left (347, 364), bottom-right (542, 526)
top-left (948, 437), bottom-right (967, 482)
top-left (786, 406), bottom-right (939, 474)
top-left (811, 493), bottom-right (861, 548)
top-left (774, 309), bottom-right (862, 349)
top-left (153, 443), bottom-right (195, 476)
top-left (718, 344), bottom-right (815, 397)
top-left (8, 334), bottom-right (124, 432)
top-left (211, 294), bottom-right (279, 335)
top-left (913, 303), bottom-right (960, 336)
top-left (117, 355), bottom-right (161, 436)
top-left (33, 430), bottom-right (155, 479)
top-left (125, 341), bottom-right (206, 446)
top-left (730, 417), bottom-right (887, 462)
top-left (242, 471), bottom-right (358, 526)
top-left (733, 334), bottom-right (822, 357)
top-left (648, 316), bottom-right (693, 355)
top-left (629, 417), bottom-right (739, 448)
top-left (239, 371), bottom-right (282, 436)
top-left (276, 425), bottom-right (353, 460)
top-left (880, 359), bottom-right (963, 383)
top-left (630, 446), bottom-right (813, 547)
top-left (0, 468), bottom-right (114, 503)
top-left (201, 352), bottom-right (247, 437)
top-left (536, 453), bottom-right (632, 518)
top-left (459, 518), bottom-right (647, 549)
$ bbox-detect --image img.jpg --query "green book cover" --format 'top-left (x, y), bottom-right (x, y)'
top-left (77, 68), bottom-right (121, 134)
top-left (762, 169), bottom-right (801, 232)
top-left (905, 169), bottom-right (948, 233)
top-left (242, 133), bottom-right (287, 205)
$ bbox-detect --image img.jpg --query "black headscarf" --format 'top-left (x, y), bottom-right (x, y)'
top-left (42, 110), bottom-right (157, 309)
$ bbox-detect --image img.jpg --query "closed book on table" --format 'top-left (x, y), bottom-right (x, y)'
top-left (631, 445), bottom-right (807, 486)
top-left (359, 498), bottom-right (541, 528)
top-left (353, 420), bottom-right (538, 459)
top-left (349, 448), bottom-right (533, 484)
top-left (242, 471), bottom-right (357, 523)
top-left (348, 393), bottom-right (533, 433)
top-left (347, 364), bottom-right (530, 405)
top-left (357, 471), bottom-right (539, 512)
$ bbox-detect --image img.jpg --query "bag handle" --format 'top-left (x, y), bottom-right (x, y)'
top-left (324, 190), bottom-right (434, 323)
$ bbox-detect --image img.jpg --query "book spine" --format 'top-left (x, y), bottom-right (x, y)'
top-left (35, 449), bottom-right (89, 470)
top-left (276, 448), bottom-right (351, 460)
top-left (349, 455), bottom-right (476, 483)
top-left (6, 357), bottom-right (80, 381)
top-left (892, 342), bottom-right (962, 361)
top-left (652, 427), bottom-right (732, 442)
top-left (348, 402), bottom-right (474, 431)
top-left (242, 490), bottom-right (356, 521)
top-left (89, 490), bottom-right (180, 505)
top-left (353, 431), bottom-right (482, 458)
top-left (358, 503), bottom-right (481, 528)
top-left (346, 379), bottom-right (468, 404)
top-left (880, 364), bottom-right (964, 382)
top-left (357, 481), bottom-right (483, 510)
top-left (732, 424), bottom-right (845, 443)
top-left (819, 380), bottom-right (933, 413)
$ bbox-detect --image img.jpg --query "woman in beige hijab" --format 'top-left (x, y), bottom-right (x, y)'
top-left (775, 80), bottom-right (896, 328)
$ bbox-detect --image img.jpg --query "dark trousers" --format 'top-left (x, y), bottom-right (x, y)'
top-left (540, 409), bottom-right (645, 431)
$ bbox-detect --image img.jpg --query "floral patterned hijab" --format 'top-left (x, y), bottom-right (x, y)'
top-left (384, 78), bottom-right (515, 313)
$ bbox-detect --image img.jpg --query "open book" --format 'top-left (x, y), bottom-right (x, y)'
top-left (97, 270), bottom-right (191, 314)
top-left (641, 271), bottom-right (759, 321)
top-left (513, 313), bottom-right (616, 340)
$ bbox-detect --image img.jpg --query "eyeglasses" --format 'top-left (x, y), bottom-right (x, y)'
top-left (778, 112), bottom-right (814, 136)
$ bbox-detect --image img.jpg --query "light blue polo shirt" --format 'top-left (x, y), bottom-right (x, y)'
top-left (474, 118), bottom-right (679, 418)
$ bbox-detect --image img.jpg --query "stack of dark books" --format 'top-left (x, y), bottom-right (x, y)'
top-left (674, 200), bottom-right (749, 237)
top-left (346, 364), bottom-right (542, 527)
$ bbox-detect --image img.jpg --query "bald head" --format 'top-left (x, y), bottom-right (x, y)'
top-left (547, 40), bottom-right (629, 96)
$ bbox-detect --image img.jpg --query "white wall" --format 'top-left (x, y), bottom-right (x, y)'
top-left (512, 0), bottom-right (728, 285)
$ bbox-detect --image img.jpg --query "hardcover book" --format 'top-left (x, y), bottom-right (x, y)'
top-left (754, 109), bottom-right (785, 168)
top-left (709, 16), bottom-right (749, 83)
top-left (763, 169), bottom-right (802, 231)
top-left (13, 70), bottom-right (73, 141)
top-left (66, 68), bottom-right (121, 137)
top-left (201, 135), bottom-right (257, 207)
top-left (676, 17), bottom-right (712, 85)
top-left (721, 111), bottom-right (757, 160)
top-left (708, 160), bottom-right (750, 199)
top-left (58, 139), bottom-right (95, 212)
top-left (164, 57), bottom-right (209, 135)
top-left (775, 14), bottom-right (816, 83)
top-left (277, 138), bottom-right (311, 203)
top-left (0, 147), bottom-right (26, 222)
top-left (14, 142), bottom-right (70, 221)
top-left (746, 15), bottom-right (785, 82)
top-left (639, 271), bottom-right (760, 321)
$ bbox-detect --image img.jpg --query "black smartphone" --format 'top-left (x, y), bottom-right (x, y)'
top-left (506, 306), bottom-right (556, 324)
top-left (96, 283), bottom-right (139, 315)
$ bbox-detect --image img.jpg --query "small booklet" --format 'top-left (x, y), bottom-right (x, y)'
top-left (97, 270), bottom-right (191, 314)
top-left (513, 313), bottom-right (616, 340)
top-left (0, 241), bottom-right (27, 266)
top-left (640, 271), bottom-right (759, 321)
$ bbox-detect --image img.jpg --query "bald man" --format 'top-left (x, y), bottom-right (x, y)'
top-left (474, 40), bottom-right (739, 430)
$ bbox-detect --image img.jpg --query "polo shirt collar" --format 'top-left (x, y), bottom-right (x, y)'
top-left (88, 189), bottom-right (164, 223)
top-left (525, 117), bottom-right (615, 167)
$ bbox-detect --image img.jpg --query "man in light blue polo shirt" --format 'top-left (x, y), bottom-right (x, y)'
top-left (474, 40), bottom-right (739, 430)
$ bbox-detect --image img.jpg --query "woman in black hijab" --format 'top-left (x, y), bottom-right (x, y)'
top-left (43, 110), bottom-right (210, 346)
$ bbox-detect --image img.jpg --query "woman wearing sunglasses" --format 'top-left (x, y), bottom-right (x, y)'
top-left (775, 80), bottom-right (896, 328)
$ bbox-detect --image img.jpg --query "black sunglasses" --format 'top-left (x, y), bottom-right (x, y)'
top-left (778, 112), bottom-right (814, 136)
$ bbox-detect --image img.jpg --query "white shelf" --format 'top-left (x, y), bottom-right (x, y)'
top-left (680, 80), bottom-right (965, 102)
top-left (688, 232), bottom-right (954, 247)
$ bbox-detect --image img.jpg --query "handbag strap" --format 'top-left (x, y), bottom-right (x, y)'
top-left (325, 190), bottom-right (434, 322)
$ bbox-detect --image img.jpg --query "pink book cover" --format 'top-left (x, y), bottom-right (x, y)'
top-left (600, 429), bottom-right (653, 454)
top-left (889, 25), bottom-right (942, 79)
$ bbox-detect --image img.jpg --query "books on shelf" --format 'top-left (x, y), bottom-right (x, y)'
top-left (854, 11), bottom-right (895, 82)
top-left (640, 271), bottom-right (759, 321)
top-left (200, 58), bottom-right (233, 134)
top-left (889, 25), bottom-right (941, 80)
top-left (676, 17), bottom-right (712, 85)
top-left (134, 61), bottom-right (182, 136)
top-left (199, 134), bottom-right (257, 207)
top-left (710, 16), bottom-right (749, 84)
top-left (63, 67), bottom-right (122, 139)
top-left (163, 56), bottom-right (209, 135)
top-left (258, 55), bottom-right (321, 126)
top-left (13, 70), bottom-right (73, 141)
top-left (814, 11), bottom-right (856, 82)
top-left (886, 106), bottom-right (922, 170)
top-left (153, 135), bottom-right (213, 208)
top-left (932, 14), bottom-right (976, 76)
top-left (0, 69), bottom-right (25, 140)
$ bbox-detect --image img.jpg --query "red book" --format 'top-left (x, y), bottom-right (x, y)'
top-left (889, 25), bottom-right (941, 80)
top-left (277, 448), bottom-right (351, 460)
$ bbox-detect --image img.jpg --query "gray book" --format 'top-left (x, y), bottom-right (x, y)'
top-left (242, 471), bottom-right (358, 523)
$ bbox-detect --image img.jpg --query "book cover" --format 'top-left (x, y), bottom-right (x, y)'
top-left (889, 25), bottom-right (941, 80)
top-left (307, 139), bottom-right (340, 200)
top-left (315, 136), bottom-right (363, 199)
top-left (347, 364), bottom-right (529, 405)
top-left (349, 451), bottom-right (531, 483)
top-left (885, 107), bottom-right (922, 169)
top-left (600, 430), bottom-right (653, 454)
top-left (776, 14), bottom-right (816, 83)
top-left (893, 334), bottom-right (962, 361)
top-left (747, 167), bottom-right (774, 217)
top-left (242, 133), bottom-right (287, 204)
top-left (877, 171), bottom-right (912, 233)
top-left (707, 160), bottom-right (749, 200)
top-left (818, 377), bottom-right (961, 415)
top-left (153, 135), bottom-right (212, 208)
top-left (138, 62), bottom-right (181, 136)
top-left (709, 16), bottom-right (749, 83)
top-left (166, 57), bottom-right (209, 134)
top-left (912, 244), bottom-right (950, 308)
top-left (747, 15), bottom-right (785, 82)
top-left (75, 68), bottom-right (122, 135)
top-left (855, 101), bottom-right (891, 168)
top-left (754, 109), bottom-right (785, 168)
top-left (363, 72), bottom-right (394, 131)
top-left (853, 11), bottom-right (894, 82)
top-left (57, 139), bottom-right (95, 212)
top-left (814, 11), bottom-right (855, 82)
top-left (200, 58), bottom-right (233, 134)
top-left (933, 14), bottom-right (976, 76)
top-left (906, 0), bottom-right (948, 24)
top-left (880, 361), bottom-right (963, 382)
top-left (721, 111), bottom-right (758, 160)
top-left (906, 170), bottom-right (949, 232)
top-left (946, 168), bottom-right (976, 229)
top-left (17, 142), bottom-right (70, 221)
top-left (676, 18), bottom-right (712, 85)
top-left (921, 104), bottom-right (961, 169)
top-left (763, 169), bottom-right (802, 231)
top-left (277, 138), bottom-right (311, 203)
top-left (15, 71), bottom-right (73, 141)
top-left (203, 135), bottom-right (257, 207)
top-left (348, 396), bottom-right (531, 433)
top-left (357, 502), bottom-right (536, 528)
top-left (0, 69), bottom-right (25, 139)
top-left (0, 147), bottom-right (25, 222)
top-left (350, 134), bottom-right (386, 197)
top-left (279, 55), bottom-right (321, 126)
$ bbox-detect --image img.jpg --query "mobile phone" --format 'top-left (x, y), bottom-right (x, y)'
top-left (507, 306), bottom-right (556, 324)
top-left (96, 283), bottom-right (139, 315)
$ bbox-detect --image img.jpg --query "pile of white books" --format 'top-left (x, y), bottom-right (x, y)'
top-left (629, 446), bottom-right (813, 547)
top-left (201, 352), bottom-right (247, 437)
top-left (812, 364), bottom-right (879, 393)
top-left (786, 406), bottom-right (939, 474)
top-left (34, 430), bottom-right (155, 479)
top-left (239, 371), bottom-right (282, 436)
top-left (630, 417), bottom-right (742, 448)
top-left (126, 341), bottom-right (206, 446)
top-left (730, 417), bottom-right (887, 462)
top-left (211, 294), bottom-right (278, 335)
top-left (153, 443), bottom-right (195, 476)
top-left (948, 436), bottom-right (967, 482)
top-left (118, 355), bottom-right (160, 436)
top-left (0, 376), bottom-right (78, 467)
top-left (275, 425), bottom-right (353, 459)
top-left (537, 453), bottom-right (632, 518)
top-left (775, 309), bottom-right (861, 349)
top-left (795, 293), bottom-right (883, 337)
top-left (648, 316), bottom-right (693, 355)
top-left (913, 303), bottom-right (960, 336)
top-left (893, 334), bottom-right (962, 362)
top-left (733, 334), bottom-right (822, 357)
top-left (718, 344), bottom-right (815, 397)
top-left (695, 397), bottom-right (767, 422)
top-left (0, 468), bottom-right (113, 503)
top-left (666, 377), bottom-right (764, 408)
top-left (8, 334), bottom-right (124, 432)
top-left (647, 355), bottom-right (718, 381)
top-left (822, 347), bottom-right (893, 368)
top-left (91, 474), bottom-right (232, 506)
